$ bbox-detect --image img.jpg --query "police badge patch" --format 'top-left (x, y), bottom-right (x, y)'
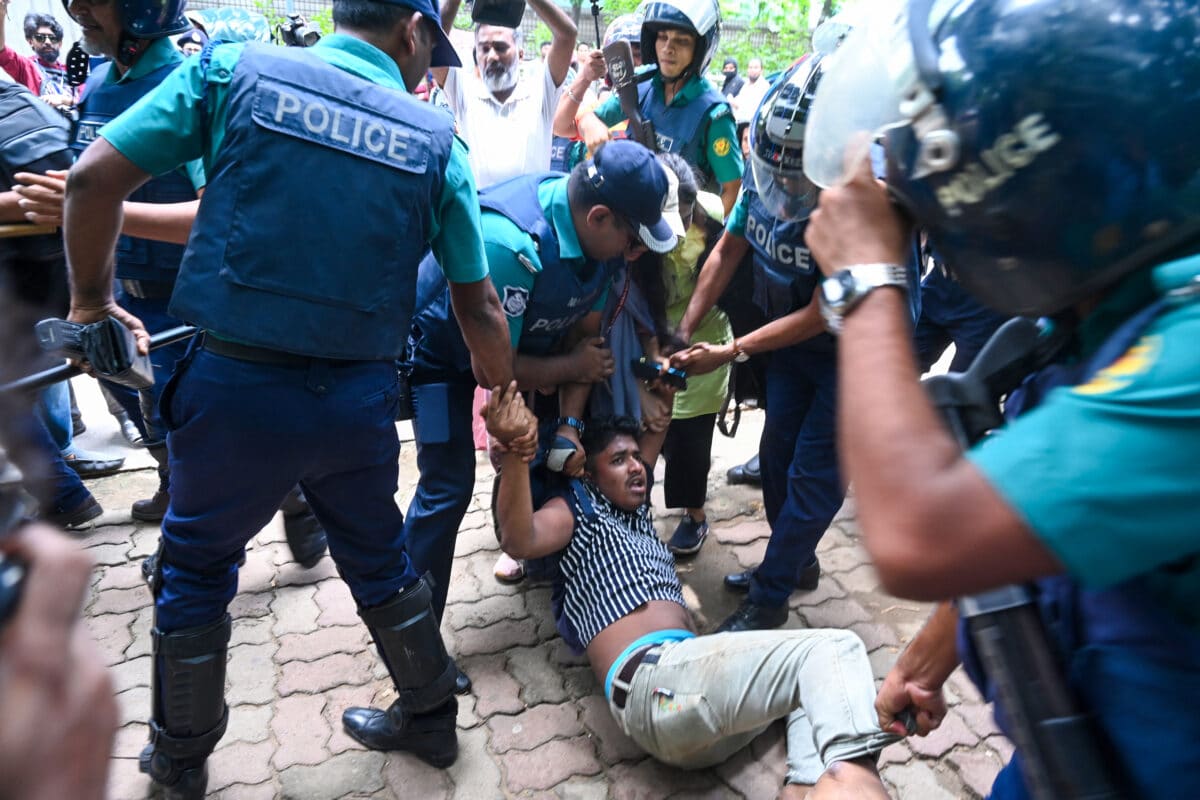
top-left (502, 286), bottom-right (530, 317)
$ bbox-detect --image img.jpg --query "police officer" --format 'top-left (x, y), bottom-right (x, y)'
top-left (61, 0), bottom-right (514, 794)
top-left (914, 247), bottom-right (1007, 372)
top-left (17, 0), bottom-right (331, 566)
top-left (569, 0), bottom-right (743, 214)
top-left (404, 138), bottom-right (678, 636)
top-left (801, 1), bottom-right (1200, 796)
top-left (672, 57), bottom-right (919, 633)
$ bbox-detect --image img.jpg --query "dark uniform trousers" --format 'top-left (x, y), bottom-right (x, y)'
top-left (155, 344), bottom-right (416, 633)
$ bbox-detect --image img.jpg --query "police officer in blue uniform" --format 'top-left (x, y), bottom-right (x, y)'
top-left (571, 0), bottom-right (744, 214)
top-left (61, 0), bottom-right (514, 794)
top-left (673, 58), bottom-right (920, 633)
top-left (63, 0), bottom-right (201, 523)
top-left (404, 139), bottom-right (678, 634)
top-left (802, 1), bottom-right (1200, 796)
top-left (914, 247), bottom-right (1007, 372)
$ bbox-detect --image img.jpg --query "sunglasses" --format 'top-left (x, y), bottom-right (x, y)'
top-left (33, 34), bottom-right (61, 43)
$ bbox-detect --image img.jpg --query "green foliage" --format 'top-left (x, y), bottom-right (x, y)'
top-left (251, 0), bottom-right (334, 40)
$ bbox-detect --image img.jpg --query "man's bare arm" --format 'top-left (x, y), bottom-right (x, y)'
top-left (528, 0), bottom-right (577, 87)
top-left (449, 276), bottom-right (514, 390)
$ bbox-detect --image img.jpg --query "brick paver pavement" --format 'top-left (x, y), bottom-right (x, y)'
top-left (66, 379), bottom-right (1007, 799)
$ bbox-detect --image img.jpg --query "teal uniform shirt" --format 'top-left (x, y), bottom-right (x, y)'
top-left (484, 176), bottom-right (607, 348)
top-left (969, 256), bottom-right (1200, 626)
top-left (99, 34), bottom-right (487, 284)
top-left (593, 71), bottom-right (743, 186)
top-left (95, 36), bottom-right (206, 191)
top-left (725, 188), bottom-right (750, 236)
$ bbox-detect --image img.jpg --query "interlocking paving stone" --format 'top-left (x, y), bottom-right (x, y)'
top-left (83, 403), bottom-right (1013, 799)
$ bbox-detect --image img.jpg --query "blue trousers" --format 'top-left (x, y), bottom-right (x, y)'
top-left (36, 380), bottom-right (73, 451)
top-left (0, 404), bottom-right (91, 514)
top-left (749, 345), bottom-right (842, 608)
top-left (156, 345), bottom-right (416, 632)
top-left (404, 379), bottom-right (478, 620)
top-left (913, 269), bottom-right (1007, 373)
top-left (100, 294), bottom-right (193, 448)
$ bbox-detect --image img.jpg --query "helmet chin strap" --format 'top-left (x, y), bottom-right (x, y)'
top-left (116, 32), bottom-right (147, 67)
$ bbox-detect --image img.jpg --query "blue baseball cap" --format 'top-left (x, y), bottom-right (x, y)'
top-left (377, 0), bottom-right (461, 68)
top-left (585, 139), bottom-right (678, 253)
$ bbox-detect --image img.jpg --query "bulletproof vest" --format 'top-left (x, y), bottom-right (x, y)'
top-left (637, 76), bottom-right (726, 185)
top-left (0, 82), bottom-right (72, 290)
top-left (73, 60), bottom-right (195, 283)
top-left (406, 251), bottom-right (475, 380)
top-left (479, 173), bottom-right (612, 356)
top-left (548, 135), bottom-right (573, 173)
top-left (173, 43), bottom-right (453, 359)
top-left (959, 296), bottom-right (1200, 798)
top-left (740, 183), bottom-right (834, 352)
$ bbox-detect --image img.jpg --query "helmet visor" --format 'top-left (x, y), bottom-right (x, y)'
top-left (803, 0), bottom-right (920, 188)
top-left (749, 64), bottom-right (820, 220)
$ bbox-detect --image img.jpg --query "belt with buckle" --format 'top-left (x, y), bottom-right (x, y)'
top-left (610, 644), bottom-right (661, 710)
top-left (119, 279), bottom-right (175, 299)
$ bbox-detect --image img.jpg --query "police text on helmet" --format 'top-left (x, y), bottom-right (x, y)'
top-left (936, 114), bottom-right (1059, 217)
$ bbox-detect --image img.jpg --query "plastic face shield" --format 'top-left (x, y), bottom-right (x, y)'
top-left (750, 64), bottom-right (819, 220)
top-left (803, 0), bottom-right (949, 188)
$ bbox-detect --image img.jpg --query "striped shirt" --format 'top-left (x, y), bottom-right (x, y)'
top-left (558, 481), bottom-right (687, 647)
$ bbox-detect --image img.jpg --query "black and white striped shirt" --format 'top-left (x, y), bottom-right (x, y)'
top-left (558, 481), bottom-right (686, 647)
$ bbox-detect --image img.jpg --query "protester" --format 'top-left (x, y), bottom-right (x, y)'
top-left (60, 0), bottom-right (514, 795)
top-left (718, 55), bottom-right (741, 97)
top-left (433, 0), bottom-right (576, 188)
top-left (801, 1), bottom-right (1200, 796)
top-left (732, 56), bottom-right (767, 124)
top-left (485, 386), bottom-right (897, 799)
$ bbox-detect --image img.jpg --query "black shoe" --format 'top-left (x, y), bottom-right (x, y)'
top-left (724, 569), bottom-right (753, 593)
top-left (454, 665), bottom-right (472, 695)
top-left (131, 490), bottom-right (169, 522)
top-left (61, 446), bottom-right (124, 479)
top-left (283, 511), bottom-right (328, 569)
top-left (716, 599), bottom-right (789, 633)
top-left (723, 558), bottom-right (820, 594)
top-left (42, 495), bottom-right (103, 530)
top-left (342, 698), bottom-right (458, 767)
top-left (725, 454), bottom-right (761, 486)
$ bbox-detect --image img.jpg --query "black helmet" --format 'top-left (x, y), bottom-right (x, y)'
top-left (639, 0), bottom-right (720, 81)
top-left (750, 56), bottom-right (823, 221)
top-left (64, 0), bottom-right (190, 40)
top-left (804, 0), bottom-right (1200, 316)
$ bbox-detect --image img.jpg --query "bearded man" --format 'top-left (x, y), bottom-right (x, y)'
top-left (432, 0), bottom-right (575, 188)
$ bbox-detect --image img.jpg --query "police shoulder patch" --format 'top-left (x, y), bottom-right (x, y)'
top-left (1074, 334), bottom-right (1162, 396)
top-left (501, 286), bottom-right (530, 318)
top-left (713, 137), bottom-right (733, 158)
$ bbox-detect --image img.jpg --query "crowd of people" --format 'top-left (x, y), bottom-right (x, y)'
top-left (0, 0), bottom-right (1197, 798)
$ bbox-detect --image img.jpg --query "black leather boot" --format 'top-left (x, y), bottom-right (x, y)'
top-left (139, 615), bottom-right (231, 800)
top-left (131, 444), bottom-right (170, 522)
top-left (726, 454), bottom-right (762, 486)
top-left (342, 577), bottom-right (459, 767)
top-left (279, 486), bottom-right (328, 569)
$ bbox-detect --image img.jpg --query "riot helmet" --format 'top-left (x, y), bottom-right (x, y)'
top-left (604, 12), bottom-right (643, 49)
top-left (750, 56), bottom-right (823, 221)
top-left (638, 0), bottom-right (720, 82)
top-left (804, 0), bottom-right (1200, 317)
top-left (63, 0), bottom-right (190, 40)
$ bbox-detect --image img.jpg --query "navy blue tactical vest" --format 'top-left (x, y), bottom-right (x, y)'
top-left (959, 299), bottom-right (1200, 799)
top-left (637, 76), bottom-right (726, 185)
top-left (73, 60), bottom-right (195, 283)
top-left (406, 251), bottom-right (474, 381)
top-left (479, 173), bottom-right (612, 356)
top-left (549, 135), bottom-right (573, 172)
top-left (740, 183), bottom-right (835, 352)
top-left (172, 44), bottom-right (453, 359)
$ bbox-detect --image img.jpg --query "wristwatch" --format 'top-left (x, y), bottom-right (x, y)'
top-left (819, 263), bottom-right (910, 334)
top-left (555, 416), bottom-right (585, 435)
top-left (731, 339), bottom-right (750, 363)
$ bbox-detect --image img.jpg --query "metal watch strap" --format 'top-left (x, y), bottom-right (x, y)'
top-left (820, 263), bottom-right (910, 334)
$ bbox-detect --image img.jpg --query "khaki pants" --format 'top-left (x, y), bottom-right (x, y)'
top-left (608, 629), bottom-right (897, 784)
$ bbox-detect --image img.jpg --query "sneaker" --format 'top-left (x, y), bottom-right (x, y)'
top-left (667, 516), bottom-right (709, 556)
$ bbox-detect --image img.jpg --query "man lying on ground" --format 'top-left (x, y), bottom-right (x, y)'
top-left (484, 382), bottom-right (896, 798)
